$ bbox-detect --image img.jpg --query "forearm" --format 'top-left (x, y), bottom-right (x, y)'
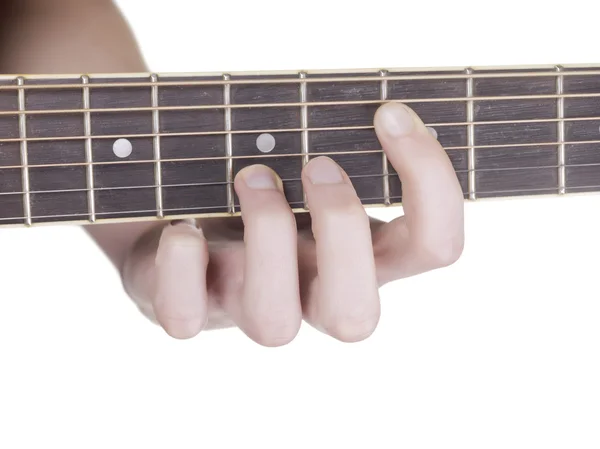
top-left (0, 0), bottom-right (162, 270)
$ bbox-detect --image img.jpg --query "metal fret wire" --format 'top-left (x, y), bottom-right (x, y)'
top-left (556, 66), bottom-right (566, 195)
top-left (81, 75), bottom-right (96, 222)
top-left (3, 91), bottom-right (600, 116)
top-left (299, 71), bottom-right (309, 208)
top-left (223, 74), bottom-right (234, 214)
top-left (16, 77), bottom-right (32, 226)
top-left (380, 70), bottom-right (391, 206)
top-left (151, 74), bottom-right (164, 217)
top-left (465, 68), bottom-right (476, 200)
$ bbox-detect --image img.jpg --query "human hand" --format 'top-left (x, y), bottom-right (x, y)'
top-left (122, 102), bottom-right (465, 345)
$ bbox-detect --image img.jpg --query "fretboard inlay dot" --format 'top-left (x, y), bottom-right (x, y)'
top-left (112, 138), bottom-right (133, 158)
top-left (256, 133), bottom-right (276, 153)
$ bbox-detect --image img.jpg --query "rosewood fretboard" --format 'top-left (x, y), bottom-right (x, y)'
top-left (1, 64), bottom-right (599, 227)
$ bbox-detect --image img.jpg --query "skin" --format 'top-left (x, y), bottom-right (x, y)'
top-left (0, 0), bottom-right (465, 345)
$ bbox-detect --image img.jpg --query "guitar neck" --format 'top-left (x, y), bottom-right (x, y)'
top-left (0, 63), bottom-right (599, 227)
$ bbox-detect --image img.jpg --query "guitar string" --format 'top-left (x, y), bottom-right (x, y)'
top-left (1, 67), bottom-right (600, 88)
top-left (0, 185), bottom-right (593, 223)
top-left (0, 139), bottom-right (599, 170)
top-left (0, 117), bottom-right (599, 144)
top-left (1, 92), bottom-right (600, 117)
top-left (0, 160), bottom-right (598, 197)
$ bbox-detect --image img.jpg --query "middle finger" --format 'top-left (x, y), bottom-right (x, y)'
top-left (301, 156), bottom-right (380, 342)
top-left (234, 165), bottom-right (302, 347)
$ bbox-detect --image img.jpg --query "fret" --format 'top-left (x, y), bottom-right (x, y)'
top-left (95, 187), bottom-right (156, 219)
top-left (565, 143), bottom-right (600, 165)
top-left (466, 68), bottom-right (475, 200)
top-left (223, 74), bottom-right (234, 214)
top-left (162, 184), bottom-right (228, 215)
top-left (562, 73), bottom-right (600, 94)
top-left (29, 165), bottom-right (87, 191)
top-left (90, 76), bottom-right (151, 109)
top-left (0, 79), bottom-right (20, 176)
top-left (233, 155), bottom-right (304, 208)
top-left (26, 138), bottom-right (87, 222)
top-left (17, 77), bottom-right (32, 226)
top-left (233, 106), bottom-right (300, 130)
top-left (232, 131), bottom-right (301, 156)
top-left (81, 75), bottom-right (95, 221)
top-left (310, 128), bottom-right (380, 153)
top-left (91, 137), bottom-right (153, 162)
top-left (231, 76), bottom-right (299, 104)
top-left (410, 101), bottom-right (467, 124)
top-left (300, 72), bottom-right (308, 208)
top-left (309, 104), bottom-right (379, 128)
top-left (564, 119), bottom-right (600, 142)
top-left (25, 77), bottom-right (82, 111)
top-left (161, 134), bottom-right (225, 159)
top-left (91, 110), bottom-right (151, 136)
top-left (380, 70), bottom-right (391, 206)
top-left (473, 71), bottom-right (556, 96)
top-left (94, 162), bottom-right (155, 189)
top-left (30, 191), bottom-right (88, 221)
top-left (28, 160), bottom-right (88, 222)
top-left (556, 66), bottom-right (566, 195)
top-left (565, 143), bottom-right (600, 193)
top-left (474, 98), bottom-right (557, 121)
top-left (311, 152), bottom-right (384, 205)
top-left (388, 69), bottom-right (466, 99)
top-left (565, 165), bottom-right (600, 193)
top-left (307, 79), bottom-right (380, 102)
top-left (475, 122), bottom-right (557, 146)
top-left (151, 74), bottom-right (163, 217)
top-left (476, 167), bottom-right (558, 198)
top-left (389, 170), bottom-right (469, 202)
top-left (162, 159), bottom-right (226, 186)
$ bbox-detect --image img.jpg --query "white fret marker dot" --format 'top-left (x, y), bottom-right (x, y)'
top-left (256, 133), bottom-right (276, 153)
top-left (427, 127), bottom-right (438, 139)
top-left (113, 138), bottom-right (133, 158)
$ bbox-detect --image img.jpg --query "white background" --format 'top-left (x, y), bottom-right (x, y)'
top-left (1, 1), bottom-right (599, 447)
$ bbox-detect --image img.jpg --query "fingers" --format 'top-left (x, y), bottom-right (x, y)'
top-left (122, 220), bottom-right (210, 339)
top-left (301, 157), bottom-right (380, 342)
top-left (373, 102), bottom-right (465, 283)
top-left (153, 221), bottom-right (210, 338)
top-left (233, 165), bottom-right (302, 347)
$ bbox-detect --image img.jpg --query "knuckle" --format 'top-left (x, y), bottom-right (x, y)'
top-left (316, 200), bottom-right (369, 232)
top-left (418, 232), bottom-right (464, 269)
top-left (247, 204), bottom-right (295, 230)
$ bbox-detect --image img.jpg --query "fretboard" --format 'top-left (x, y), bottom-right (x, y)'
top-left (1, 64), bottom-right (599, 227)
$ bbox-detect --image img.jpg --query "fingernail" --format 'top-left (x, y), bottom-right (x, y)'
top-left (241, 165), bottom-right (279, 189)
top-left (305, 157), bottom-right (344, 184)
top-left (377, 102), bottom-right (418, 137)
top-left (155, 224), bottom-right (204, 265)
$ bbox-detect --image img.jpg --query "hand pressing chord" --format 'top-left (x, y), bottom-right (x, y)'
top-left (122, 102), bottom-right (465, 344)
